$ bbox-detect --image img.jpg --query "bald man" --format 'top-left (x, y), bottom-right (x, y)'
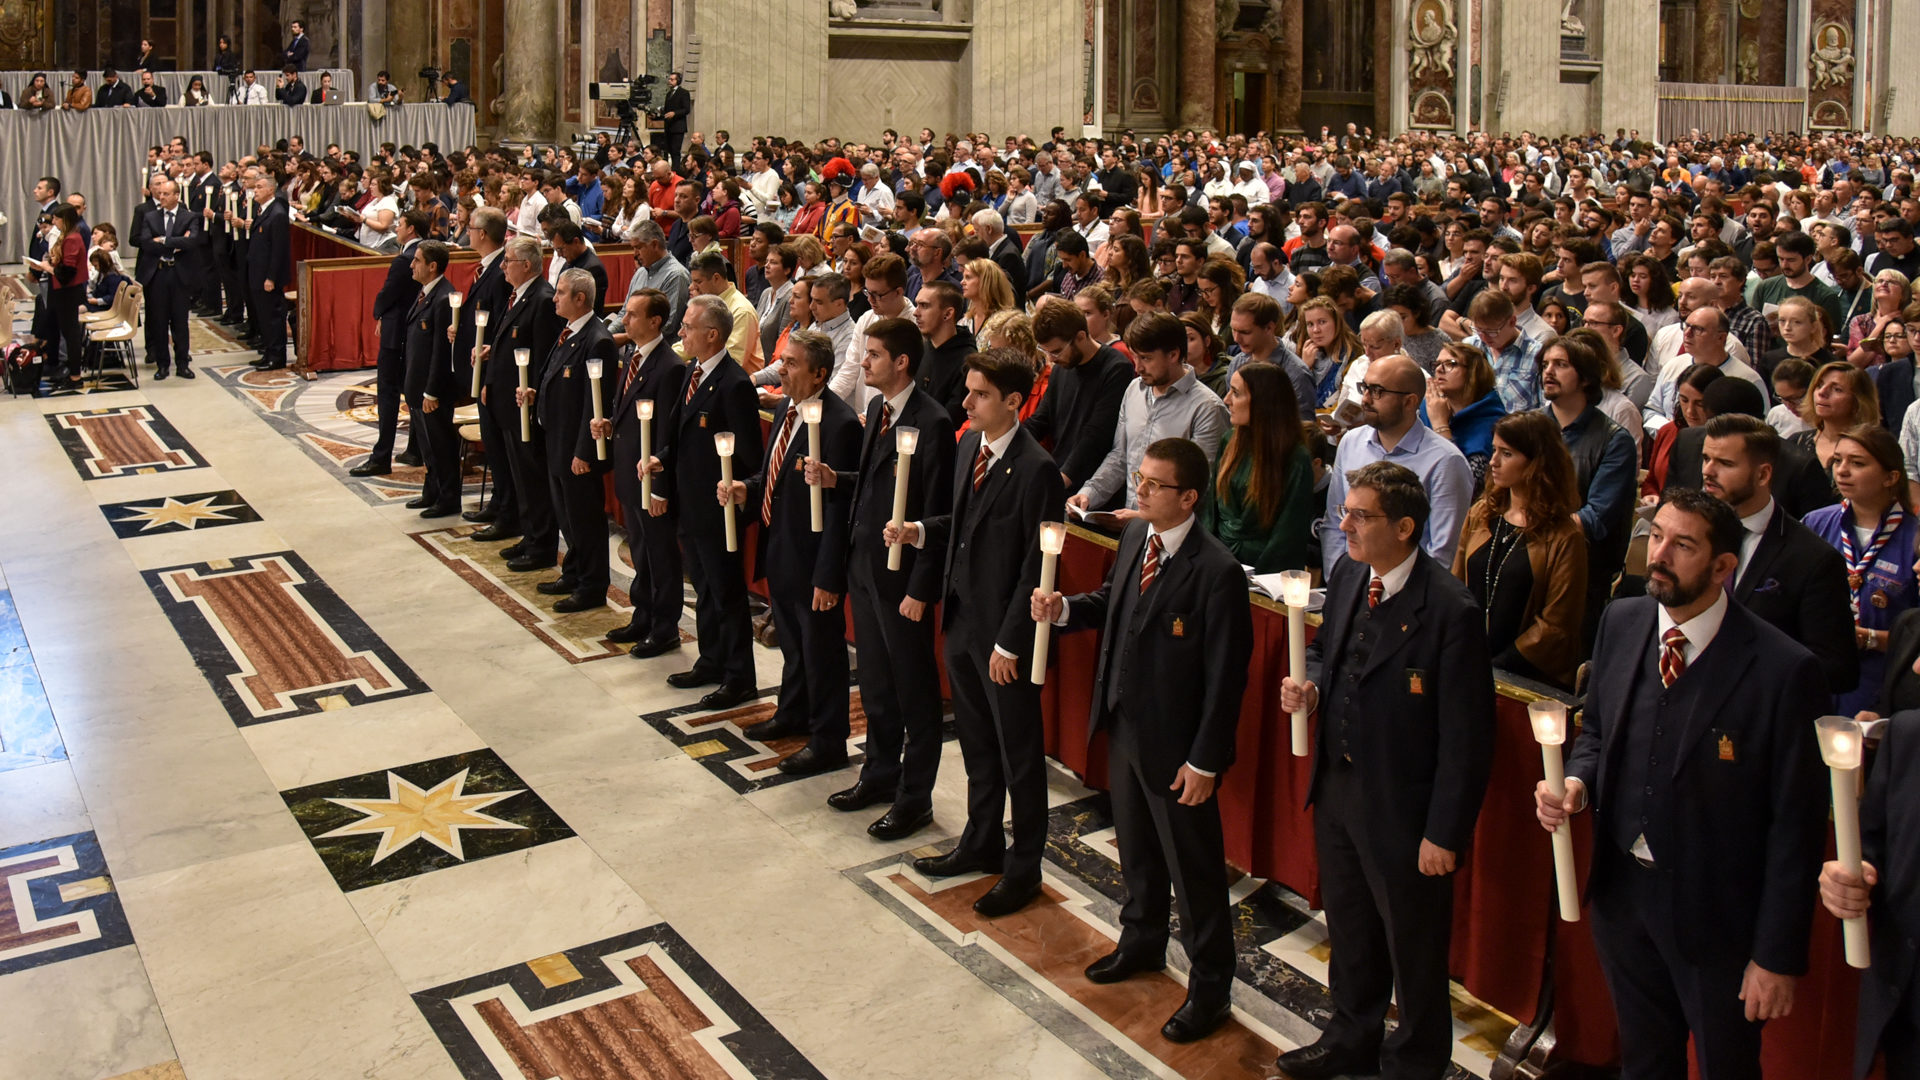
top-left (1646, 277), bottom-right (1754, 376)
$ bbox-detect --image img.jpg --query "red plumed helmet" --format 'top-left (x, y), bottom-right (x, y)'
top-left (939, 170), bottom-right (976, 200)
top-left (821, 157), bottom-right (857, 184)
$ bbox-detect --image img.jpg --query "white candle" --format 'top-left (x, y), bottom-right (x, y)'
top-left (715, 432), bottom-right (738, 552)
top-left (469, 309), bottom-right (489, 397)
top-left (800, 398), bottom-right (824, 532)
top-left (1817, 716), bottom-right (1870, 968)
top-left (515, 349), bottom-right (531, 441)
top-left (1279, 569), bottom-right (1313, 757)
top-left (638, 399), bottom-right (655, 506)
top-left (1529, 700), bottom-right (1582, 923)
top-left (585, 358), bottom-right (607, 460)
top-left (1031, 522), bottom-right (1067, 685)
top-left (887, 426), bottom-right (919, 572)
top-left (448, 292), bottom-right (463, 313)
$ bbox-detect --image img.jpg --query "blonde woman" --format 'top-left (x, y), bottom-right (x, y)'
top-left (960, 258), bottom-right (1017, 335)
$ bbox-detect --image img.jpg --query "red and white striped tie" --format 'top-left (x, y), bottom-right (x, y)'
top-left (1367, 576), bottom-right (1384, 609)
top-left (763, 409), bottom-right (796, 526)
top-left (1659, 627), bottom-right (1687, 688)
top-left (971, 444), bottom-right (991, 492)
top-left (1139, 534), bottom-right (1163, 593)
top-left (875, 401), bottom-right (894, 442)
top-left (684, 363), bottom-right (700, 403)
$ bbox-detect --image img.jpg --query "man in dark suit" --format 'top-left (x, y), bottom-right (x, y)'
top-left (282, 21), bottom-right (311, 70)
top-left (669, 295), bottom-right (763, 709)
top-left (401, 241), bottom-right (464, 517)
top-left (94, 69), bottom-right (135, 108)
top-left (591, 290), bottom-right (686, 656)
top-left (1277, 460), bottom-right (1495, 1080)
top-left (893, 348), bottom-right (1066, 918)
top-left (245, 174), bottom-right (292, 371)
top-left (133, 178), bottom-right (205, 380)
top-left (521, 267), bottom-right (616, 612)
top-left (1822, 712), bottom-right (1920, 1078)
top-left (1699, 413), bottom-right (1859, 696)
top-left (485, 237), bottom-right (565, 570)
top-left (185, 154), bottom-right (224, 317)
top-left (813, 317), bottom-right (956, 838)
top-left (277, 67), bottom-right (307, 107)
top-left (725, 330), bottom-right (862, 773)
top-left (441, 74), bottom-right (470, 106)
top-left (659, 72), bottom-right (692, 170)
top-left (550, 220), bottom-right (607, 314)
top-left (1538, 487), bottom-right (1828, 1080)
top-left (218, 167), bottom-right (254, 331)
top-left (452, 207), bottom-right (515, 532)
top-left (353, 211), bottom-right (426, 475)
top-left (1035, 437), bottom-right (1254, 1044)
top-left (974, 210), bottom-right (1028, 298)
top-left (1662, 376), bottom-right (1836, 519)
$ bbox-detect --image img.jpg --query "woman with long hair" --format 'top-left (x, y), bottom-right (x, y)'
top-left (1847, 269), bottom-right (1913, 366)
top-left (1201, 361), bottom-right (1316, 573)
top-left (974, 310), bottom-right (1050, 428)
top-left (1452, 411), bottom-right (1588, 688)
top-left (1180, 310), bottom-right (1231, 399)
top-left (1074, 284), bottom-right (1128, 355)
top-left (1766, 294), bottom-right (1838, 377)
top-left (1804, 424), bottom-right (1920, 715)
top-left (842, 241), bottom-right (874, 320)
top-left (1622, 252), bottom-right (1680, 336)
top-left (1642, 363), bottom-right (1725, 496)
top-left (1421, 340), bottom-right (1508, 492)
top-left (961, 258), bottom-right (1017, 335)
top-left (788, 181), bottom-right (827, 238)
top-left (1294, 296), bottom-right (1364, 407)
top-left (1107, 234), bottom-right (1153, 294)
top-left (1195, 256), bottom-right (1245, 341)
top-left (1794, 360), bottom-right (1882, 495)
top-left (29, 205), bottom-right (88, 390)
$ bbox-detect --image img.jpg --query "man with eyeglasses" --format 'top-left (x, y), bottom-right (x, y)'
top-left (1318, 355), bottom-right (1472, 577)
top-left (1647, 277), bottom-right (1756, 378)
top-left (1577, 300), bottom-right (1655, 408)
top-left (1707, 255), bottom-right (1774, 363)
top-left (1646, 307), bottom-right (1768, 428)
top-left (1460, 290), bottom-right (1544, 413)
top-left (1067, 312), bottom-right (1228, 519)
top-left (838, 252), bottom-right (912, 410)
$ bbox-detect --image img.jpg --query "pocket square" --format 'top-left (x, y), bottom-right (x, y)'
top-left (1752, 578), bottom-right (1781, 594)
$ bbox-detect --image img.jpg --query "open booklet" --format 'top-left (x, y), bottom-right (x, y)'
top-left (1065, 503), bottom-right (1128, 530)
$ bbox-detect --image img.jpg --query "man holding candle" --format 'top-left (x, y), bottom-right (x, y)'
top-left (1536, 487), bottom-right (1828, 1080)
top-left (722, 330), bottom-right (862, 773)
top-left (520, 268), bottom-right (617, 613)
top-left (888, 348), bottom-right (1065, 917)
top-left (593, 290), bottom-right (686, 657)
top-left (401, 241), bottom-right (462, 516)
top-left (808, 317), bottom-right (957, 837)
top-left (353, 209), bottom-right (426, 476)
top-left (455, 207), bottom-right (517, 536)
top-left (485, 237), bottom-right (565, 571)
top-left (1277, 461), bottom-right (1494, 1080)
top-left (1032, 437), bottom-right (1253, 1043)
top-left (670, 295), bottom-right (764, 709)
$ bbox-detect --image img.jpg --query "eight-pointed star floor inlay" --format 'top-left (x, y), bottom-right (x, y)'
top-left (100, 489), bottom-right (263, 538)
top-left (318, 768), bottom-right (527, 865)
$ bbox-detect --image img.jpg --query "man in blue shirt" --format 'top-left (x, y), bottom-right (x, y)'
top-left (1462, 290), bottom-right (1544, 413)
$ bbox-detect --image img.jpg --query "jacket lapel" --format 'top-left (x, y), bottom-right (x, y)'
top-left (1132, 537), bottom-right (1197, 628)
top-left (1357, 557), bottom-right (1429, 681)
top-left (1733, 507), bottom-right (1784, 601)
top-left (1670, 604), bottom-right (1758, 777)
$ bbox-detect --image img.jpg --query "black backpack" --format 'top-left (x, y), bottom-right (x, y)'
top-left (2, 341), bottom-right (45, 397)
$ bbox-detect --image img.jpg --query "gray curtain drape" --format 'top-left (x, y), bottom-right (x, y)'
top-left (0, 69), bottom-right (356, 104)
top-left (1657, 83), bottom-right (1807, 143)
top-left (0, 104), bottom-right (475, 258)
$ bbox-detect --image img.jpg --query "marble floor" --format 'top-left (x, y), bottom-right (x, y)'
top-left (0, 285), bottom-right (1518, 1079)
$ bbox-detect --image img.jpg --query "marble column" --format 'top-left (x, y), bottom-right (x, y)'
top-left (1598, 0), bottom-right (1659, 136)
top-left (499, 0), bottom-right (558, 143)
top-left (1178, 0), bottom-right (1215, 130)
top-left (1890, 0), bottom-right (1920, 135)
top-left (1275, 0), bottom-right (1303, 133)
top-left (1693, 0), bottom-right (1727, 83)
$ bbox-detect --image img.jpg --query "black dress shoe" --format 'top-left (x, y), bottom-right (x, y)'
top-left (1160, 994), bottom-right (1232, 1044)
top-left (462, 508), bottom-right (498, 523)
top-left (348, 461), bottom-right (392, 477)
top-left (258, 361), bottom-right (287, 371)
top-left (500, 542), bottom-right (528, 560)
top-left (552, 592), bottom-right (606, 614)
top-left (155, 369), bottom-right (170, 381)
top-left (419, 504), bottom-right (460, 519)
top-left (506, 553), bottom-right (558, 573)
top-left (666, 669), bottom-right (722, 690)
top-left (1270, 1040), bottom-right (1379, 1080)
top-left (535, 577), bottom-right (579, 596)
top-left (698, 681), bottom-right (756, 710)
top-left (827, 778), bottom-right (893, 812)
top-left (177, 367), bottom-right (196, 379)
top-left (605, 622), bottom-right (645, 644)
top-left (972, 875), bottom-right (1042, 917)
top-left (469, 524), bottom-right (521, 542)
top-left (404, 496), bottom-right (434, 509)
top-left (777, 744), bottom-right (850, 776)
top-left (911, 851), bottom-right (1001, 878)
top-left (742, 716), bottom-right (808, 742)
top-left (1083, 948), bottom-right (1166, 985)
top-left (395, 452), bottom-right (423, 467)
top-left (628, 636), bottom-right (682, 659)
top-left (867, 804), bottom-right (933, 841)
top-left (249, 357), bottom-right (273, 369)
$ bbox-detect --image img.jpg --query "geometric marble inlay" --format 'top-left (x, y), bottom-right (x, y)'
top-left (99, 489), bottom-right (263, 538)
top-left (142, 551), bottom-right (429, 726)
top-left (282, 748), bottom-right (575, 892)
top-left (412, 923), bottom-right (826, 1080)
top-left (0, 831), bottom-right (135, 977)
top-left (46, 405), bottom-right (210, 480)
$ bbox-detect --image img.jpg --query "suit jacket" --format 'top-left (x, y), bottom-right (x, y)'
top-left (185, 171), bottom-right (222, 239)
top-left (245, 198), bottom-right (291, 290)
top-left (609, 336), bottom-right (688, 507)
top-left (486, 278), bottom-right (563, 401)
top-left (94, 81), bottom-right (134, 108)
top-left (452, 251), bottom-right (510, 372)
top-left (283, 35), bottom-right (310, 70)
top-left (1064, 520), bottom-right (1253, 786)
top-left (847, 388), bottom-right (956, 602)
top-left (443, 82), bottom-right (470, 106)
top-left (565, 250), bottom-right (609, 314)
top-left (743, 394), bottom-right (862, 591)
top-left (1734, 500), bottom-right (1860, 696)
top-left (372, 240), bottom-right (423, 352)
top-left (132, 206), bottom-right (206, 286)
top-left (924, 427), bottom-right (1066, 659)
top-left (1663, 425), bottom-right (1836, 520)
top-left (987, 235), bottom-right (1028, 298)
top-left (1858, 710), bottom-right (1920, 1077)
top-left (536, 318), bottom-right (617, 473)
top-left (661, 87), bottom-right (691, 133)
top-left (278, 79), bottom-right (307, 107)
top-left (1874, 358), bottom-right (1915, 434)
top-left (1566, 596), bottom-right (1828, 973)
top-left (674, 353), bottom-right (763, 538)
top-left (403, 278), bottom-right (458, 400)
top-left (1305, 553), bottom-right (1496, 853)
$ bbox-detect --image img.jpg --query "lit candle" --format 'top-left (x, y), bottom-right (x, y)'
top-left (715, 431), bottom-right (738, 552)
top-left (887, 426), bottom-right (919, 572)
top-left (1817, 715), bottom-right (1870, 968)
top-left (637, 399), bottom-right (655, 506)
top-left (799, 398), bottom-right (824, 532)
top-left (448, 292), bottom-right (463, 315)
top-left (585, 358), bottom-right (607, 460)
top-left (1031, 521), bottom-right (1067, 685)
top-left (515, 349), bottom-right (531, 441)
top-left (1279, 569), bottom-right (1312, 757)
top-left (469, 309), bottom-right (489, 397)
top-left (1528, 700), bottom-right (1582, 923)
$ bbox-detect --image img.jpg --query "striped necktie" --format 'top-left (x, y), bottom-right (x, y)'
top-left (1139, 534), bottom-right (1163, 594)
top-left (1659, 627), bottom-right (1688, 688)
top-left (684, 362), bottom-right (700, 403)
top-left (1367, 576), bottom-right (1384, 609)
top-left (764, 409), bottom-right (797, 526)
top-left (971, 444), bottom-right (991, 492)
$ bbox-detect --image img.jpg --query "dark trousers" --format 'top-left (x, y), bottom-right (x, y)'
top-left (145, 266), bottom-right (193, 373)
top-left (1879, 967), bottom-right (1920, 1079)
top-left (412, 394), bottom-right (460, 508)
top-left (681, 519), bottom-right (754, 685)
top-left (849, 565), bottom-right (942, 810)
top-left (1108, 714), bottom-right (1234, 1001)
top-left (252, 281), bottom-right (287, 366)
top-left (549, 470), bottom-right (609, 600)
top-left (195, 242), bottom-right (223, 311)
top-left (504, 416), bottom-right (557, 557)
top-left (474, 385), bottom-right (519, 524)
top-left (767, 577), bottom-right (850, 749)
top-left (369, 344), bottom-right (407, 462)
top-left (1590, 844), bottom-right (1764, 1080)
top-left (46, 286), bottom-right (84, 379)
top-left (943, 638), bottom-right (1047, 884)
top-left (223, 241), bottom-right (250, 321)
top-left (619, 495), bottom-right (683, 639)
top-left (663, 130), bottom-right (686, 170)
top-left (1315, 762), bottom-right (1456, 1080)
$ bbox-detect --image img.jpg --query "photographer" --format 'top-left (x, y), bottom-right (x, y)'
top-left (369, 70), bottom-right (401, 105)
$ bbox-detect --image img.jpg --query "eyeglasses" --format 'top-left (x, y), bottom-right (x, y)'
top-left (1337, 505), bottom-right (1389, 525)
top-left (1432, 359), bottom-right (1463, 373)
top-left (1682, 323), bottom-right (1721, 336)
top-left (1131, 470), bottom-right (1187, 497)
top-left (1358, 382), bottom-right (1417, 399)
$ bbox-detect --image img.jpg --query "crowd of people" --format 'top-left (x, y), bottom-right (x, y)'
top-left (18, 99), bottom-right (1920, 1077)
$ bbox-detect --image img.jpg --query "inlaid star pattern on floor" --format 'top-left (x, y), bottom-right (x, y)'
top-left (319, 768), bottom-right (527, 865)
top-left (101, 490), bottom-right (262, 538)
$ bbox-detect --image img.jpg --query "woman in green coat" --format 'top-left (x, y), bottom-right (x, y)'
top-left (1202, 361), bottom-right (1316, 573)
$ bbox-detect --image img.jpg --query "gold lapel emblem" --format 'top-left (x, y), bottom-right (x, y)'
top-left (1408, 670), bottom-right (1425, 695)
top-left (1171, 618), bottom-right (1185, 638)
top-left (1718, 734), bottom-right (1736, 762)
